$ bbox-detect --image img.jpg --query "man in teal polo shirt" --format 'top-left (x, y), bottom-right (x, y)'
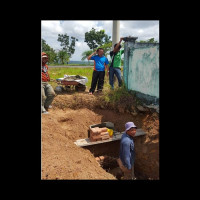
top-left (87, 48), bottom-right (109, 94)
top-left (109, 38), bottom-right (124, 89)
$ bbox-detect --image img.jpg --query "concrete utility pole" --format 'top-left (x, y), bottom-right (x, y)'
top-left (112, 21), bottom-right (120, 49)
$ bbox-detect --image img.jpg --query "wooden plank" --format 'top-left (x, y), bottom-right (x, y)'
top-left (74, 129), bottom-right (146, 147)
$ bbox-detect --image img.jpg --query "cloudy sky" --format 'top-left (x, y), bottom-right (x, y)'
top-left (41, 20), bottom-right (159, 61)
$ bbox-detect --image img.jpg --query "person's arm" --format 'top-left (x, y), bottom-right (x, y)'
top-left (110, 51), bottom-right (114, 57)
top-left (87, 50), bottom-right (97, 60)
top-left (105, 58), bottom-right (109, 76)
top-left (113, 37), bottom-right (124, 53)
top-left (121, 141), bottom-right (132, 170)
top-left (105, 64), bottom-right (109, 76)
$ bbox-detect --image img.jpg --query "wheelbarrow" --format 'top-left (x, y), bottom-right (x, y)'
top-left (55, 75), bottom-right (88, 92)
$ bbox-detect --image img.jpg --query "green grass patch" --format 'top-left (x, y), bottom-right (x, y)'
top-left (49, 63), bottom-right (94, 66)
top-left (101, 83), bottom-right (137, 108)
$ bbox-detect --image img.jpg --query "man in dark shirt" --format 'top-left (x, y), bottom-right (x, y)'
top-left (117, 122), bottom-right (137, 180)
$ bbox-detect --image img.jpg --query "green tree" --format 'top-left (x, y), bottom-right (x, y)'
top-left (137, 37), bottom-right (158, 43)
top-left (46, 50), bottom-right (57, 64)
top-left (81, 42), bottom-right (112, 63)
top-left (57, 34), bottom-right (78, 61)
top-left (97, 42), bottom-right (112, 57)
top-left (58, 50), bottom-right (70, 65)
top-left (81, 50), bottom-right (93, 63)
top-left (53, 54), bottom-right (59, 64)
top-left (147, 38), bottom-right (158, 43)
top-left (42, 39), bottom-right (51, 52)
top-left (41, 39), bottom-right (57, 64)
top-left (84, 28), bottom-right (111, 50)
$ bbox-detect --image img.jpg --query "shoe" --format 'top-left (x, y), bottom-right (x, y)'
top-left (44, 107), bottom-right (48, 111)
top-left (89, 92), bottom-right (93, 95)
top-left (42, 111), bottom-right (49, 114)
top-left (44, 105), bottom-right (52, 110)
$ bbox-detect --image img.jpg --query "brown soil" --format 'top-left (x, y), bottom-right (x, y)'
top-left (41, 91), bottom-right (159, 180)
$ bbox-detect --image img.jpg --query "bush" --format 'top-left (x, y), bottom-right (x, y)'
top-left (99, 83), bottom-right (138, 110)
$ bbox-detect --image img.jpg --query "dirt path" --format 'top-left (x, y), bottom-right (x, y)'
top-left (41, 92), bottom-right (159, 180)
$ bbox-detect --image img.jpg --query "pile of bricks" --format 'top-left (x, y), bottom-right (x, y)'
top-left (95, 155), bottom-right (116, 165)
top-left (89, 127), bottom-right (111, 142)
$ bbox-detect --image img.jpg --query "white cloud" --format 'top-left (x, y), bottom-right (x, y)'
top-left (41, 20), bottom-right (159, 60)
top-left (42, 20), bottom-right (63, 33)
top-left (71, 41), bottom-right (90, 60)
top-left (41, 20), bottom-right (64, 50)
top-left (137, 29), bottom-right (144, 33)
top-left (61, 20), bottom-right (101, 41)
top-left (120, 20), bottom-right (159, 42)
top-left (74, 21), bottom-right (98, 29)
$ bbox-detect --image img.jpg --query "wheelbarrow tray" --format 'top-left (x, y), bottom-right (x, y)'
top-left (56, 75), bottom-right (88, 86)
top-left (61, 80), bottom-right (79, 86)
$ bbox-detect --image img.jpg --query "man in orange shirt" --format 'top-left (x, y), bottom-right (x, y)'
top-left (41, 52), bottom-right (55, 114)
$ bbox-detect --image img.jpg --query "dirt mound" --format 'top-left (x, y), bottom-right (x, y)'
top-left (42, 92), bottom-right (159, 180)
top-left (42, 108), bottom-right (116, 179)
top-left (53, 91), bottom-right (98, 109)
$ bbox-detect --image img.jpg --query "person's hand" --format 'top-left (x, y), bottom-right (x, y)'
top-left (120, 37), bottom-right (124, 42)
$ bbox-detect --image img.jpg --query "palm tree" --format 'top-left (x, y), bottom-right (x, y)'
top-left (58, 50), bottom-right (70, 65)
top-left (81, 50), bottom-right (93, 64)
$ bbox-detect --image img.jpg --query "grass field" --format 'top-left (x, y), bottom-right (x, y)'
top-left (49, 63), bottom-right (94, 66)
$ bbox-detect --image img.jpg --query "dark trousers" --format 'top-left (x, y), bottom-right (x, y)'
top-left (89, 70), bottom-right (105, 93)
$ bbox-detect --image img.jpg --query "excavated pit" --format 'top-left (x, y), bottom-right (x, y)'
top-left (95, 155), bottom-right (123, 180)
top-left (83, 136), bottom-right (155, 180)
top-left (83, 140), bottom-right (121, 179)
top-left (42, 92), bottom-right (159, 180)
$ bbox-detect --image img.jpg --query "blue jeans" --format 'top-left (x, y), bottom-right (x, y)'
top-left (109, 67), bottom-right (122, 89)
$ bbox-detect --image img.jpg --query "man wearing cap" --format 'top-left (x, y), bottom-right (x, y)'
top-left (41, 52), bottom-right (55, 114)
top-left (117, 122), bottom-right (137, 180)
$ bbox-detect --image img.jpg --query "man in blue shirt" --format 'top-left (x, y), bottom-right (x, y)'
top-left (117, 122), bottom-right (137, 180)
top-left (87, 48), bottom-right (109, 94)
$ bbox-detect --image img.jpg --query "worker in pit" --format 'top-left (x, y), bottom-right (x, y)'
top-left (117, 122), bottom-right (137, 180)
top-left (41, 52), bottom-right (55, 114)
